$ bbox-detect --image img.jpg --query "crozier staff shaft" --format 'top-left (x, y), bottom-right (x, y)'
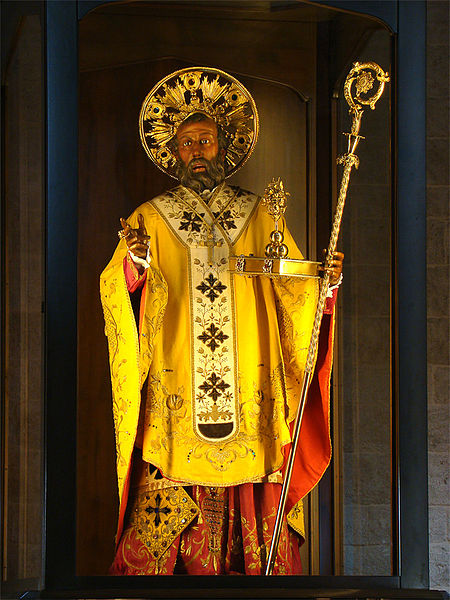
top-left (265, 62), bottom-right (389, 576)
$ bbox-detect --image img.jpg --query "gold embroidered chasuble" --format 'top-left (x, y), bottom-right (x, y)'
top-left (100, 183), bottom-right (320, 525)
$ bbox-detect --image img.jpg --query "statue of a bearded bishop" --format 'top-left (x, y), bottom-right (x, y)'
top-left (100, 67), bottom-right (342, 575)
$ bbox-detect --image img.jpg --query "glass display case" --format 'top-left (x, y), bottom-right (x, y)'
top-left (1, 1), bottom-right (432, 597)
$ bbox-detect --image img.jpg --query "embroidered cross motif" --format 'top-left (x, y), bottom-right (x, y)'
top-left (130, 488), bottom-right (199, 561)
top-left (145, 493), bottom-right (172, 527)
top-left (213, 210), bottom-right (237, 231)
top-left (196, 274), bottom-right (227, 302)
top-left (199, 372), bottom-right (230, 402)
top-left (179, 211), bottom-right (204, 232)
top-left (198, 323), bottom-right (229, 352)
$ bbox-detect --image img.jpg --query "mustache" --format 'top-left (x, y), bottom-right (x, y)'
top-left (187, 157), bottom-right (209, 173)
top-left (175, 154), bottom-right (226, 193)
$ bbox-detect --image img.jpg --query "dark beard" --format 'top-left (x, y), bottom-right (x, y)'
top-left (175, 155), bottom-right (226, 194)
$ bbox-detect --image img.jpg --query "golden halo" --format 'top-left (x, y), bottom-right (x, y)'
top-left (139, 67), bottom-right (259, 179)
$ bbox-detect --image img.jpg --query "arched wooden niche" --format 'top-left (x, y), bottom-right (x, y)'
top-left (76, 0), bottom-right (393, 579)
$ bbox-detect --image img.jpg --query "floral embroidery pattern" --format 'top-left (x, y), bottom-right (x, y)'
top-left (196, 273), bottom-right (227, 302)
top-left (179, 211), bottom-right (204, 233)
top-left (198, 372), bottom-right (231, 402)
top-left (213, 209), bottom-right (237, 231)
top-left (193, 260), bottom-right (235, 430)
top-left (198, 323), bottom-right (229, 352)
top-left (100, 268), bottom-right (168, 497)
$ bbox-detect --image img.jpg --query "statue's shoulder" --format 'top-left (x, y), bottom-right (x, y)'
top-left (148, 185), bottom-right (185, 207)
top-left (126, 199), bottom-right (158, 222)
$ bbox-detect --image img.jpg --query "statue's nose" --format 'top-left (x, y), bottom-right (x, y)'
top-left (192, 143), bottom-right (202, 157)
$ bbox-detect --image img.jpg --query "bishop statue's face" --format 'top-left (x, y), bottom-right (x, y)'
top-left (176, 118), bottom-right (220, 167)
top-left (174, 118), bottom-right (226, 194)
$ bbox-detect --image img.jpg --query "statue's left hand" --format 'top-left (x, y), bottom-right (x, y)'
top-left (119, 213), bottom-right (151, 259)
top-left (320, 250), bottom-right (344, 286)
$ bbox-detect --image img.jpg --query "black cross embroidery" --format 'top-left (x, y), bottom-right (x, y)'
top-left (196, 274), bottom-right (227, 302)
top-left (213, 210), bottom-right (237, 231)
top-left (198, 372), bottom-right (230, 402)
top-left (179, 211), bottom-right (204, 233)
top-left (145, 493), bottom-right (171, 527)
top-left (198, 323), bottom-right (229, 352)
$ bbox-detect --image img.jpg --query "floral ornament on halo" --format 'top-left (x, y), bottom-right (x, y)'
top-left (139, 67), bottom-right (259, 179)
